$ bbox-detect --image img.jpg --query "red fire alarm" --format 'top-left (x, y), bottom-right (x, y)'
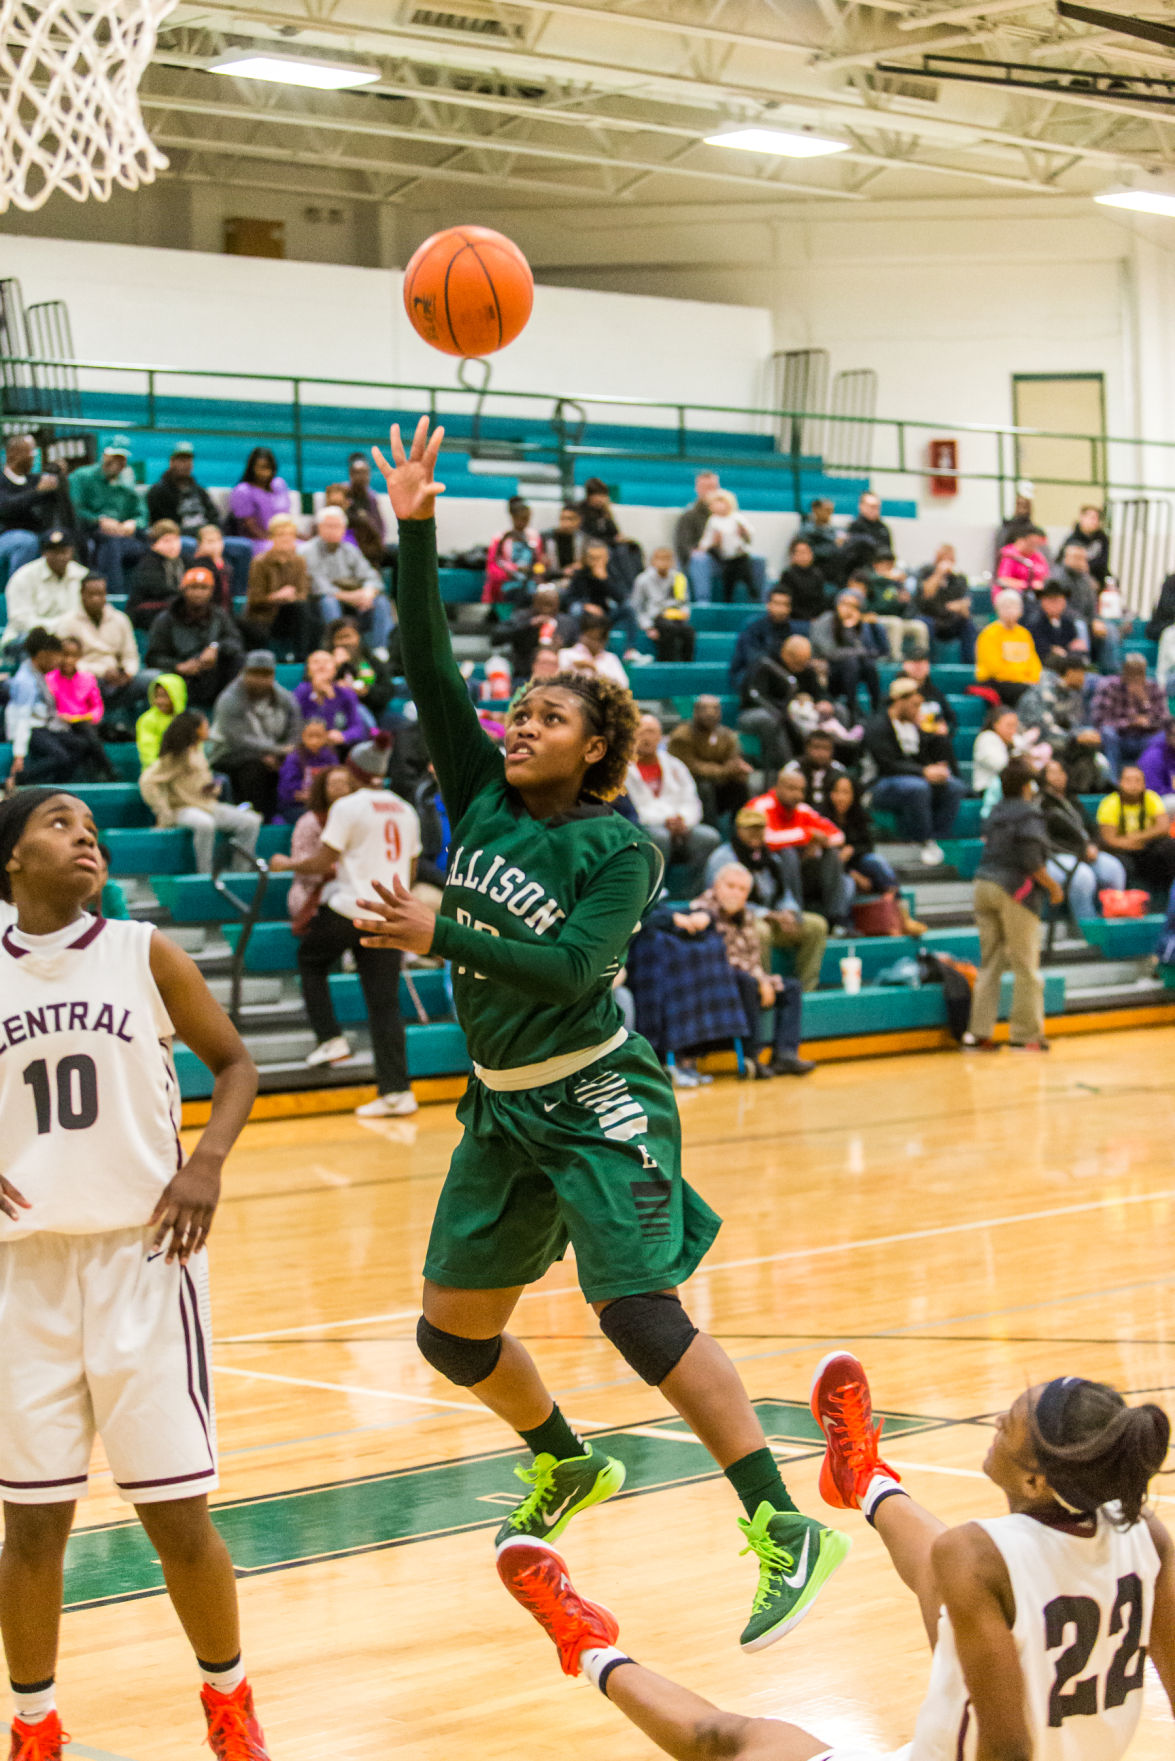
top-left (927, 438), bottom-right (958, 497)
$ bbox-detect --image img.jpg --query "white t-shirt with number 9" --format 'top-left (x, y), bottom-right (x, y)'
top-left (321, 786), bottom-right (422, 920)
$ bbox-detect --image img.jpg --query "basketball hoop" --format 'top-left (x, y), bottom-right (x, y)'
top-left (0, 0), bottom-right (178, 213)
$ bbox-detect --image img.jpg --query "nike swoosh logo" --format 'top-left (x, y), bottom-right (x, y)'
top-left (539, 1490), bottom-right (579, 1529)
top-left (146, 1250), bottom-right (164, 1263)
top-left (542, 1100), bottom-right (557, 1112)
top-left (780, 1530), bottom-right (812, 1588)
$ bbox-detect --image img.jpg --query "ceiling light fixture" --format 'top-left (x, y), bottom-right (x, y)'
top-left (1095, 173), bottom-right (1175, 218)
top-left (1095, 187), bottom-right (1175, 218)
top-left (208, 52), bottom-right (380, 90)
top-left (703, 125), bottom-right (848, 159)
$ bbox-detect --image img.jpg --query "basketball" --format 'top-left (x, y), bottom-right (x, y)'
top-left (402, 224), bottom-right (534, 358)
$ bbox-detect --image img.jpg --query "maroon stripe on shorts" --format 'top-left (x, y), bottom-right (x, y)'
top-left (178, 1272), bottom-right (215, 1466)
top-left (0, 1472), bottom-right (88, 1489)
top-left (116, 1467), bottom-right (217, 1491)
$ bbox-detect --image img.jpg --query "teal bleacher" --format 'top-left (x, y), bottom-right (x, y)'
top-left (9, 571), bottom-right (1168, 1100)
top-left (71, 390), bottom-right (918, 517)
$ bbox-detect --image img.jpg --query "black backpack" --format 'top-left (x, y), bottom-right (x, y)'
top-left (918, 949), bottom-right (977, 1041)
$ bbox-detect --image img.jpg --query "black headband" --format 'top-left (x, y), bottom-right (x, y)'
top-left (1034, 1376), bottom-right (1083, 1448)
top-left (0, 787), bottom-right (66, 900)
top-left (1032, 1376), bottom-right (1099, 1515)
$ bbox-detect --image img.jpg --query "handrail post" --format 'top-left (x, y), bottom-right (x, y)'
top-left (210, 854), bottom-right (270, 1030)
top-left (996, 428), bottom-right (1007, 523)
top-left (677, 404), bottom-right (687, 461)
top-left (788, 406), bottom-right (802, 523)
top-left (292, 377), bottom-right (304, 500)
top-left (146, 367), bottom-right (156, 435)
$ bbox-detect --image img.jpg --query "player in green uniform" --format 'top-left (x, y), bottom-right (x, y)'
top-left (356, 418), bottom-right (848, 1650)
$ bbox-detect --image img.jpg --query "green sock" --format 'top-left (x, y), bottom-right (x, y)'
top-left (519, 1404), bottom-right (585, 1463)
top-left (725, 1446), bottom-right (798, 1518)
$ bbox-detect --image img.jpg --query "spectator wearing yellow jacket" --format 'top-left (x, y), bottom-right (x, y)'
top-left (975, 588), bottom-right (1042, 706)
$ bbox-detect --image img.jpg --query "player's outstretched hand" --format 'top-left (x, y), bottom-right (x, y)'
top-left (0, 1174), bottom-right (31, 1222)
top-left (371, 417), bottom-right (446, 523)
top-left (355, 875), bottom-right (437, 955)
top-left (149, 1148), bottom-right (223, 1264)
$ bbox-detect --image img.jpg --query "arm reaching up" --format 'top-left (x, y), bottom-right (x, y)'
top-left (371, 418), bottom-right (503, 824)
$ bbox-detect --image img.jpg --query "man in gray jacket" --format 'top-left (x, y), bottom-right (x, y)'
top-left (207, 649), bottom-right (302, 821)
top-left (1046, 541), bottom-right (1120, 671)
top-left (301, 507), bottom-right (394, 655)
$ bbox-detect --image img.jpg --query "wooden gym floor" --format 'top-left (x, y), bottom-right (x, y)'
top-left (34, 1026), bottom-right (1175, 1761)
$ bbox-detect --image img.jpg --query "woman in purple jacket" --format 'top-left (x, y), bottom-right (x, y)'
top-left (1140, 717), bottom-right (1175, 810)
top-left (293, 648), bottom-right (368, 748)
top-left (228, 447), bottom-right (292, 556)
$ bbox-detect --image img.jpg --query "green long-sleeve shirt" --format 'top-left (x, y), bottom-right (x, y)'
top-left (69, 464), bottom-right (144, 529)
top-left (398, 518), bottom-right (662, 1071)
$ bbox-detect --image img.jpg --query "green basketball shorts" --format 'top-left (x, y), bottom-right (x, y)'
top-left (422, 1035), bottom-right (722, 1304)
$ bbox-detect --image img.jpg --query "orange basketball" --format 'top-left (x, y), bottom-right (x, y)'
top-left (403, 225), bottom-right (534, 358)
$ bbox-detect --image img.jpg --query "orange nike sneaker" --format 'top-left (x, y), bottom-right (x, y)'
top-left (201, 1681), bottom-right (270, 1760)
top-left (810, 1349), bottom-right (900, 1511)
top-left (8, 1713), bottom-right (66, 1761)
top-left (497, 1539), bottom-right (619, 1676)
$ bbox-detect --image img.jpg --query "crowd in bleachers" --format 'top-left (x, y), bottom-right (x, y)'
top-left (5, 426), bottom-right (1175, 1089)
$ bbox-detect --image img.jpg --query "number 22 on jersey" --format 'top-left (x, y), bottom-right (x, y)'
top-left (1047, 1573), bottom-right (1147, 1727)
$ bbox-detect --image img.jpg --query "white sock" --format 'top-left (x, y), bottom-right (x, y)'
top-left (862, 1473), bottom-right (906, 1525)
top-left (579, 1646), bottom-right (632, 1694)
top-left (198, 1656), bottom-right (246, 1696)
top-left (12, 1680), bottom-right (56, 1725)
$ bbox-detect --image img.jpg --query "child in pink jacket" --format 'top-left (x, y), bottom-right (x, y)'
top-left (46, 634), bottom-right (106, 723)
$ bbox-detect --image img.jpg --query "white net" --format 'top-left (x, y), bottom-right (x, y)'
top-left (0, 0), bottom-right (178, 213)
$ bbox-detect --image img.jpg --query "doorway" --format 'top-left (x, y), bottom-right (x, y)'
top-left (1011, 374), bottom-right (1105, 527)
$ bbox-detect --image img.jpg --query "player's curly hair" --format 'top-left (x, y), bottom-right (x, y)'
top-left (510, 671), bottom-right (640, 801)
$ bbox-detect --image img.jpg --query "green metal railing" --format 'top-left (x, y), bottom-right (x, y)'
top-left (3, 351), bottom-right (1175, 512)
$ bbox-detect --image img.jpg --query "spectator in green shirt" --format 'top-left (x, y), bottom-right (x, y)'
top-left (69, 435), bottom-right (147, 594)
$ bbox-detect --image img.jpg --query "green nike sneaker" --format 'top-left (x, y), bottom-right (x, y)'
top-left (494, 1446), bottom-right (626, 1552)
top-left (737, 1503), bottom-right (851, 1651)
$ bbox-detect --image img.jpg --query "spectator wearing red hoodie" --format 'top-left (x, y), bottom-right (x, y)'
top-left (748, 767), bottom-right (852, 928)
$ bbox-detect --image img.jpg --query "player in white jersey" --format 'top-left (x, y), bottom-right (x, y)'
top-left (498, 1353), bottom-right (1175, 1761)
top-left (0, 788), bottom-right (267, 1761)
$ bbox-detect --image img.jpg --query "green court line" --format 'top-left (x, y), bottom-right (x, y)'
top-left (63, 1400), bottom-right (942, 1613)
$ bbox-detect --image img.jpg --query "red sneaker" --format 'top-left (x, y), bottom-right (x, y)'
top-left (201, 1681), bottom-right (270, 1760)
top-left (810, 1349), bottom-right (900, 1511)
top-left (497, 1539), bottom-right (619, 1676)
top-left (8, 1714), bottom-right (65, 1761)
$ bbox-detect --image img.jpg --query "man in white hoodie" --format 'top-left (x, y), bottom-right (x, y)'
top-left (624, 713), bottom-right (720, 895)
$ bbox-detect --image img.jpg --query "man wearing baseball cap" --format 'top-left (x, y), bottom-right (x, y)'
top-left (205, 649), bottom-right (303, 821)
top-left (68, 433), bottom-right (146, 593)
top-left (864, 676), bottom-right (967, 865)
top-left (146, 442), bottom-right (218, 534)
top-left (0, 530), bottom-right (86, 665)
top-left (272, 734), bottom-right (422, 1117)
top-left (143, 565), bottom-right (244, 710)
top-left (145, 444), bottom-right (254, 592)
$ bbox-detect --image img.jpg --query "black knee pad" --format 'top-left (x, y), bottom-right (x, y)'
top-left (597, 1292), bottom-right (698, 1386)
top-left (416, 1316), bottom-right (503, 1387)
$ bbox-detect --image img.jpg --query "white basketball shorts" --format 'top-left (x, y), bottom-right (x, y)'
top-left (0, 1226), bottom-right (218, 1505)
